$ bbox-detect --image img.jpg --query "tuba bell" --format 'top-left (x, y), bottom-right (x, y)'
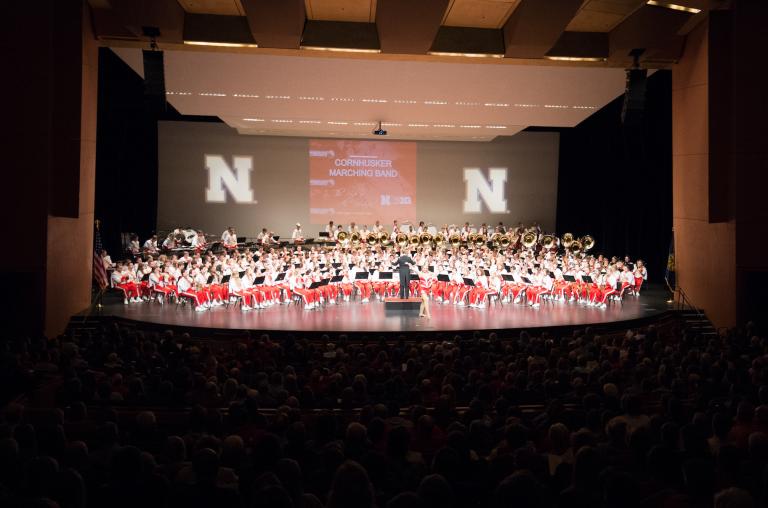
top-left (580, 235), bottom-right (595, 252)
top-left (379, 232), bottom-right (391, 247)
top-left (500, 234), bottom-right (511, 248)
top-left (449, 233), bottom-right (461, 248)
top-left (522, 231), bottom-right (537, 249)
top-left (409, 233), bottom-right (420, 247)
top-left (491, 232), bottom-right (503, 247)
top-left (540, 235), bottom-right (555, 250)
top-left (396, 232), bottom-right (409, 247)
top-left (569, 240), bottom-right (583, 255)
top-left (337, 231), bottom-right (348, 243)
top-left (561, 232), bottom-right (574, 249)
top-left (351, 231), bottom-right (361, 246)
top-left (468, 233), bottom-right (477, 245)
top-left (475, 234), bottom-right (487, 247)
top-left (420, 232), bottom-right (433, 246)
top-left (366, 232), bottom-right (379, 245)
top-left (434, 232), bottom-right (446, 246)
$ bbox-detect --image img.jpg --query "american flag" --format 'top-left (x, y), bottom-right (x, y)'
top-left (93, 220), bottom-right (108, 290)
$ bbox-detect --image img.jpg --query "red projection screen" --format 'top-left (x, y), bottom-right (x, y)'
top-left (309, 139), bottom-right (417, 225)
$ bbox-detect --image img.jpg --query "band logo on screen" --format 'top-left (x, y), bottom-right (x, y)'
top-left (463, 167), bottom-right (508, 214)
top-left (309, 139), bottom-right (417, 224)
top-left (204, 155), bottom-right (257, 204)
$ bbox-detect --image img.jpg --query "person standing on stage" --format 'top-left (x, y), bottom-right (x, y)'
top-left (395, 250), bottom-right (415, 299)
top-left (292, 223), bottom-right (304, 244)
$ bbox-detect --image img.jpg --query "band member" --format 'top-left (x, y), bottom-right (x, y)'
top-left (325, 221), bottom-right (335, 234)
top-left (634, 260), bottom-right (647, 294)
top-left (128, 235), bottom-right (141, 256)
top-left (143, 235), bottom-right (159, 255)
top-left (222, 227), bottom-right (238, 250)
top-left (292, 223), bottom-right (304, 244)
top-left (258, 228), bottom-right (271, 245)
top-left (112, 263), bottom-right (139, 304)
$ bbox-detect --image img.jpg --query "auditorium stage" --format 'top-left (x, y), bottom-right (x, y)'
top-left (88, 285), bottom-right (674, 338)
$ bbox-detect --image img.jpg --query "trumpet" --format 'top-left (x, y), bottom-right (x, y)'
top-left (396, 232), bottom-right (409, 247)
top-left (475, 234), bottom-right (487, 247)
top-left (580, 235), bottom-right (595, 252)
top-left (449, 233), bottom-right (461, 248)
top-left (409, 233), bottom-right (420, 247)
top-left (366, 232), bottom-right (379, 245)
top-left (540, 234), bottom-right (555, 250)
top-left (350, 231), bottom-right (361, 246)
top-left (561, 232), bottom-right (574, 249)
top-left (522, 231), bottom-right (537, 249)
top-left (420, 232), bottom-right (433, 246)
top-left (434, 232), bottom-right (446, 245)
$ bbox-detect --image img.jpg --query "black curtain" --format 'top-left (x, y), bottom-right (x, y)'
top-left (95, 48), bottom-right (219, 257)
top-left (551, 70), bottom-right (672, 280)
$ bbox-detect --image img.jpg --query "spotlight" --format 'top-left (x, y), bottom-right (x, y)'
top-left (372, 121), bottom-right (388, 136)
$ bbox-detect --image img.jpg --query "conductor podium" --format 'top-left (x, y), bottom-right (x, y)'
top-left (384, 297), bottom-right (421, 315)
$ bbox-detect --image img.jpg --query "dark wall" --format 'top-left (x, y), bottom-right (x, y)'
top-left (552, 70), bottom-right (672, 279)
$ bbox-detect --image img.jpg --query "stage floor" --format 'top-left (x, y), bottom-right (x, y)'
top-left (92, 285), bottom-right (673, 336)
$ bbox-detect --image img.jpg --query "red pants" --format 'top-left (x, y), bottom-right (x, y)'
top-left (355, 281), bottom-right (372, 299)
top-left (469, 287), bottom-right (490, 305)
top-left (116, 282), bottom-right (139, 299)
top-left (634, 277), bottom-right (644, 293)
top-left (527, 286), bottom-right (547, 305)
top-left (180, 290), bottom-right (209, 307)
top-left (153, 284), bottom-right (177, 298)
top-left (294, 288), bottom-right (317, 305)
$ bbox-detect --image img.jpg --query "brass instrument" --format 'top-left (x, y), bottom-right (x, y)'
top-left (562, 232), bottom-right (574, 249)
top-left (491, 232), bottom-right (503, 247)
top-left (409, 233), bottom-right (420, 247)
top-left (337, 231), bottom-right (348, 243)
top-left (379, 233), bottom-right (391, 247)
top-left (540, 234), bottom-right (555, 250)
top-left (500, 234), bottom-right (511, 248)
top-left (468, 233), bottom-right (477, 244)
top-left (449, 233), bottom-right (461, 248)
top-left (350, 231), bottom-right (361, 246)
top-left (522, 231), bottom-right (537, 249)
top-left (580, 235), bottom-right (595, 252)
top-left (434, 232), bottom-right (446, 246)
top-left (420, 232), bottom-right (433, 246)
top-left (396, 232), bottom-right (409, 247)
top-left (475, 234), bottom-right (487, 247)
top-left (366, 232), bottom-right (379, 245)
top-left (569, 240), bottom-right (583, 255)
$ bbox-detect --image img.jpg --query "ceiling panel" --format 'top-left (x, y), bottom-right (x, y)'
top-left (442, 0), bottom-right (520, 29)
top-left (566, 0), bottom-right (644, 32)
top-left (177, 0), bottom-right (245, 15)
top-left (113, 47), bottom-right (628, 141)
top-left (305, 0), bottom-right (377, 22)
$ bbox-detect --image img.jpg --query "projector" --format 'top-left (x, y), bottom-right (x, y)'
top-left (372, 121), bottom-right (387, 136)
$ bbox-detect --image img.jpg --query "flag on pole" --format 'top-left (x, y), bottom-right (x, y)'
top-left (93, 220), bottom-right (108, 290)
top-left (664, 230), bottom-right (675, 291)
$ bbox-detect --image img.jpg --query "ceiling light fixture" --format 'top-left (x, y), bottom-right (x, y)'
top-left (233, 93), bottom-right (259, 98)
top-left (428, 51), bottom-right (504, 59)
top-left (545, 56), bottom-right (606, 62)
top-left (646, 0), bottom-right (701, 14)
top-left (424, 100), bottom-right (448, 105)
top-left (300, 46), bottom-right (381, 54)
top-left (184, 41), bottom-right (258, 48)
top-left (243, 118), bottom-right (265, 122)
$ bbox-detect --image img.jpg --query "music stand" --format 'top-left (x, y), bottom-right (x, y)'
top-left (463, 278), bottom-right (476, 286)
top-left (437, 274), bottom-right (450, 282)
top-left (355, 272), bottom-right (369, 280)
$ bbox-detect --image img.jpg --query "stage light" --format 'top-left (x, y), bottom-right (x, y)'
top-left (300, 46), bottom-right (381, 54)
top-left (184, 41), bottom-right (259, 48)
top-left (427, 51), bottom-right (505, 59)
top-left (373, 121), bottom-right (388, 136)
top-left (646, 1), bottom-right (702, 14)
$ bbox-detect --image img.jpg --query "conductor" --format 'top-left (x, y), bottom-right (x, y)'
top-left (395, 250), bottom-right (415, 299)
